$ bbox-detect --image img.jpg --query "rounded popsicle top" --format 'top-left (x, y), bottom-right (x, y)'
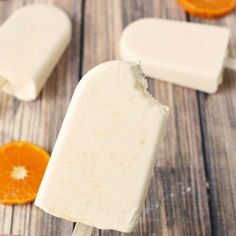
top-left (9, 4), bottom-right (71, 24)
top-left (75, 60), bottom-right (169, 113)
top-left (120, 18), bottom-right (230, 66)
top-left (3, 4), bottom-right (72, 40)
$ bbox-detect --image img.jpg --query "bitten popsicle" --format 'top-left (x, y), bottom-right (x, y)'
top-left (120, 18), bottom-right (234, 93)
top-left (0, 4), bottom-right (71, 101)
top-left (35, 61), bottom-right (169, 234)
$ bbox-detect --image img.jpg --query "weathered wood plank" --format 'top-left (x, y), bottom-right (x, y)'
top-left (188, 14), bottom-right (236, 236)
top-left (83, 0), bottom-right (211, 235)
top-left (0, 0), bottom-right (83, 235)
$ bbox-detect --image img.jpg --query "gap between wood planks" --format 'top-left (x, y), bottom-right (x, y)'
top-left (185, 13), bottom-right (215, 236)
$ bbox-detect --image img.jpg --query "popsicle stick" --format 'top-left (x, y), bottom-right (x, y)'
top-left (72, 223), bottom-right (93, 236)
top-left (224, 57), bottom-right (236, 71)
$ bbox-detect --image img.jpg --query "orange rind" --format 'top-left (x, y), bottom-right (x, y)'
top-left (178, 0), bottom-right (236, 18)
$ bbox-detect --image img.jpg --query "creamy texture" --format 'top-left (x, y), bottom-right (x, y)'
top-left (120, 18), bottom-right (230, 93)
top-left (35, 61), bottom-right (169, 233)
top-left (0, 4), bottom-right (71, 101)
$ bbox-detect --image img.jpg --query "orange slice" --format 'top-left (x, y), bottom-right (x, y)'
top-left (178, 0), bottom-right (236, 18)
top-left (0, 142), bottom-right (49, 205)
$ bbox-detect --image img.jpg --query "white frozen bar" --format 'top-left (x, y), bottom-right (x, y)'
top-left (120, 18), bottom-right (230, 93)
top-left (0, 4), bottom-right (71, 101)
top-left (35, 61), bottom-right (169, 233)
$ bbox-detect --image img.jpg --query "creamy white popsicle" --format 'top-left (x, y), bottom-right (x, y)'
top-left (35, 61), bottom-right (169, 233)
top-left (120, 18), bottom-right (230, 93)
top-left (0, 4), bottom-right (71, 101)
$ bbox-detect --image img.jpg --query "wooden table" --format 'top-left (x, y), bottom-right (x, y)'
top-left (0, 0), bottom-right (236, 235)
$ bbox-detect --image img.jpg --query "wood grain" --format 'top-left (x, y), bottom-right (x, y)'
top-left (83, 0), bottom-right (211, 235)
top-left (188, 14), bottom-right (236, 236)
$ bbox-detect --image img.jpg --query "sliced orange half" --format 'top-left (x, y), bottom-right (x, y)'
top-left (178, 0), bottom-right (236, 18)
top-left (0, 142), bottom-right (49, 205)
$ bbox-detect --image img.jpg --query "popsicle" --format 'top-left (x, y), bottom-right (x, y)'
top-left (0, 4), bottom-right (71, 101)
top-left (120, 18), bottom-right (235, 93)
top-left (35, 61), bottom-right (169, 234)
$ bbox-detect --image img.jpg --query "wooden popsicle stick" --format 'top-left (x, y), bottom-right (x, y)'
top-left (72, 223), bottom-right (93, 236)
top-left (224, 57), bottom-right (236, 71)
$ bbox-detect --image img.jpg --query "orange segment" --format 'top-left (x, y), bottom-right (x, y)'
top-left (178, 0), bottom-right (236, 18)
top-left (0, 142), bottom-right (49, 205)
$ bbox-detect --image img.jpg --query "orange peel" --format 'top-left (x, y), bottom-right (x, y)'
top-left (178, 0), bottom-right (236, 18)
